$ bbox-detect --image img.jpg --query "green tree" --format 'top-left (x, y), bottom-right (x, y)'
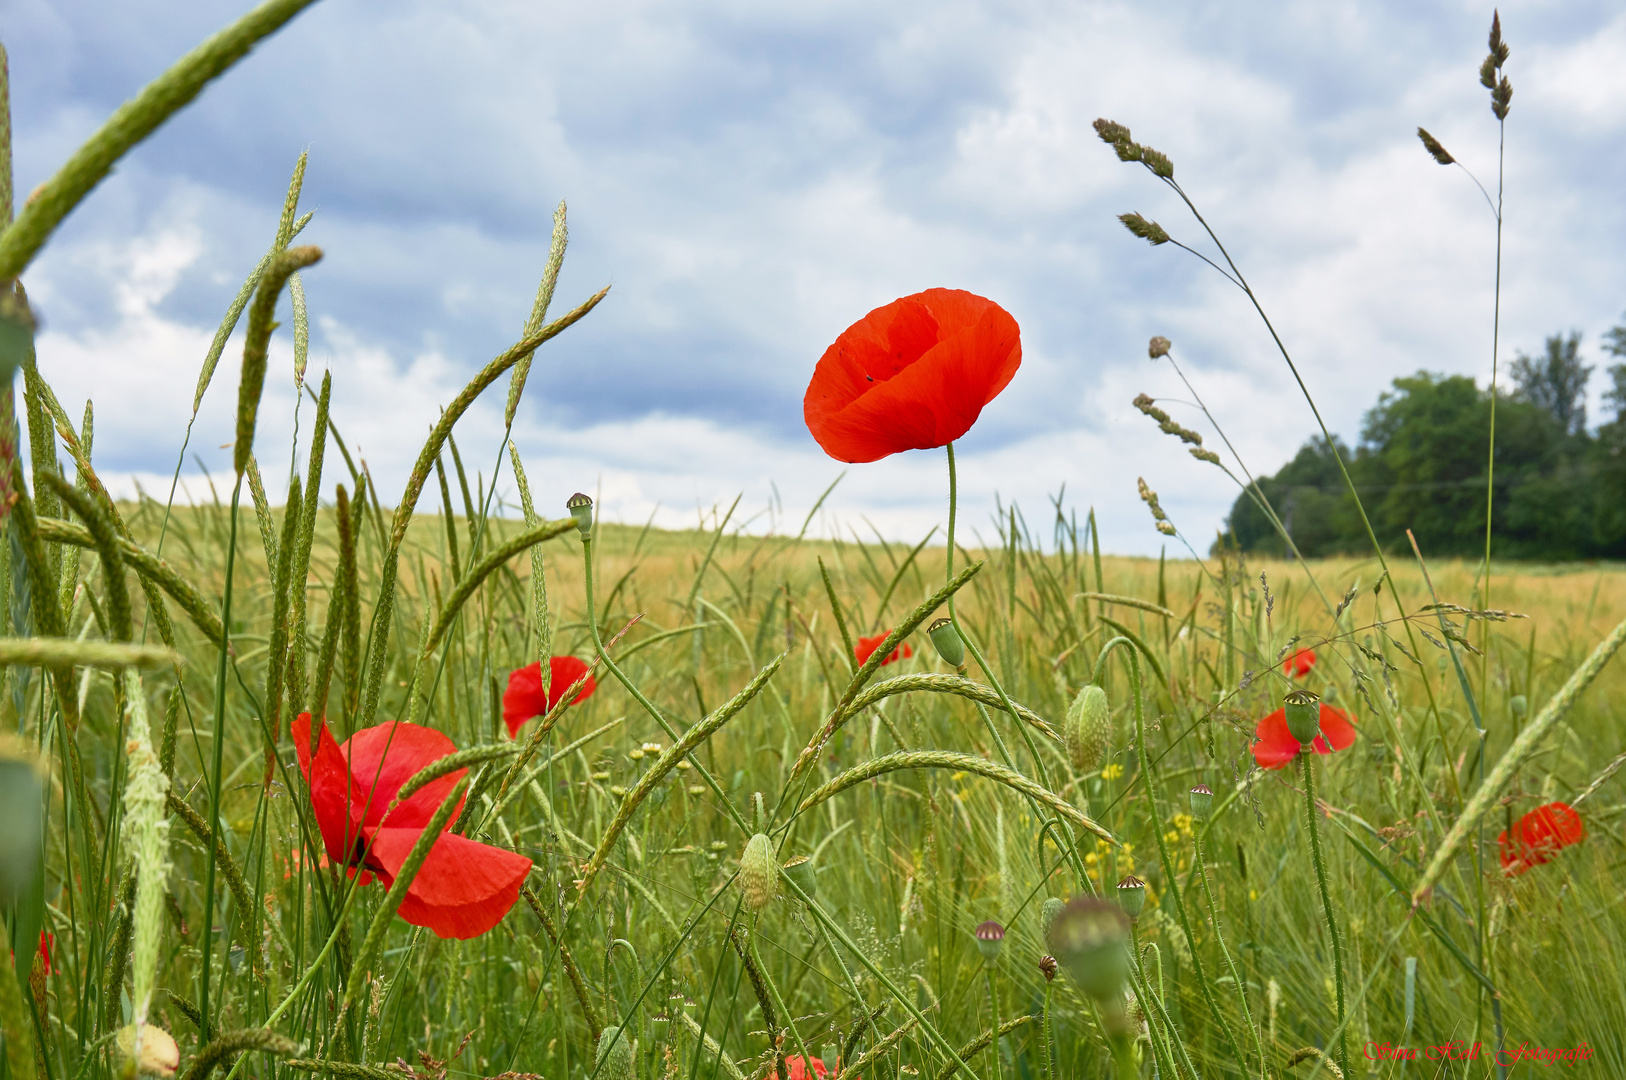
top-left (1509, 331), bottom-right (1590, 436)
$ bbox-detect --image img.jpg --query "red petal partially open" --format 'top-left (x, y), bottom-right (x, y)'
top-left (804, 289), bottom-right (1021, 463)
top-left (546, 656), bottom-right (597, 712)
top-left (1250, 703), bottom-right (1358, 770)
top-left (503, 657), bottom-right (598, 739)
top-left (292, 713), bottom-right (366, 865)
top-left (343, 721), bottom-right (466, 832)
top-left (367, 828), bottom-right (533, 939)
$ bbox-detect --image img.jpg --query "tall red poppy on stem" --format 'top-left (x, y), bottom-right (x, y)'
top-left (502, 656), bottom-right (597, 738)
top-left (1251, 702), bottom-right (1357, 770)
top-left (1282, 648), bottom-right (1316, 679)
top-left (855, 633), bottom-right (912, 667)
top-left (292, 713), bottom-right (532, 938)
top-left (803, 289), bottom-right (1022, 463)
top-left (1498, 801), bottom-right (1584, 875)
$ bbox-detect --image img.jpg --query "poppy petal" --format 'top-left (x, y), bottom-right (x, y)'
top-left (367, 828), bottom-right (533, 940)
top-left (1250, 707), bottom-right (1300, 770)
top-left (546, 656), bottom-right (597, 712)
top-left (502, 662), bottom-right (547, 738)
top-left (1316, 705), bottom-right (1358, 752)
top-left (292, 713), bottom-right (367, 865)
top-left (344, 721), bottom-right (466, 832)
top-left (804, 290), bottom-right (1021, 462)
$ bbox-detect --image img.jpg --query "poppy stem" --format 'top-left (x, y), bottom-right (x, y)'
top-left (1301, 750), bottom-right (1348, 1077)
top-left (984, 966), bottom-right (1003, 1080)
top-left (1194, 829), bottom-right (1267, 1077)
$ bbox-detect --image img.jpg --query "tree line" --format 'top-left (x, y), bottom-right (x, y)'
top-left (1225, 317), bottom-right (1626, 560)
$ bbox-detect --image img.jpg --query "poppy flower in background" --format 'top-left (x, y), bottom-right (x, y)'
top-left (787, 1056), bottom-right (858, 1080)
top-left (803, 288), bottom-right (1022, 463)
top-left (855, 633), bottom-right (913, 668)
top-left (291, 713), bottom-right (532, 939)
top-left (1282, 647), bottom-right (1316, 678)
top-left (502, 656), bottom-right (597, 738)
top-left (1498, 801), bottom-right (1584, 876)
top-left (1251, 702), bottom-right (1357, 770)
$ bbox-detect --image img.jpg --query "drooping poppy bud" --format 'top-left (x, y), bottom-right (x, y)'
top-left (1065, 685), bottom-right (1112, 772)
top-left (1038, 954), bottom-right (1058, 982)
top-left (567, 492), bottom-right (594, 538)
top-left (1283, 689), bottom-right (1321, 747)
top-left (1040, 896), bottom-right (1065, 941)
top-left (974, 920), bottom-right (1006, 962)
top-left (1115, 875), bottom-right (1146, 920)
top-left (927, 618), bottom-right (966, 669)
top-left (1189, 784), bottom-right (1213, 821)
top-left (596, 1024), bottom-right (635, 1080)
top-left (1047, 898), bottom-right (1133, 1001)
top-left (782, 854), bottom-right (816, 898)
top-left (739, 833), bottom-right (777, 912)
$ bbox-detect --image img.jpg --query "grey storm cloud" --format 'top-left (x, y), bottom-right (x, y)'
top-left (6, 0), bottom-right (1626, 552)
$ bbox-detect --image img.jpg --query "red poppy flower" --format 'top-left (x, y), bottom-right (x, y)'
top-left (855, 633), bottom-right (912, 667)
top-left (787, 1057), bottom-right (849, 1080)
top-left (1251, 702), bottom-right (1357, 770)
top-left (291, 713), bottom-right (532, 939)
top-left (1498, 801), bottom-right (1584, 876)
top-left (1282, 648), bottom-right (1316, 678)
top-left (502, 656), bottom-right (597, 738)
top-left (803, 289), bottom-right (1022, 463)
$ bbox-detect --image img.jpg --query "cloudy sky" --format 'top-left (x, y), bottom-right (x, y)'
top-left (6, 0), bottom-right (1625, 554)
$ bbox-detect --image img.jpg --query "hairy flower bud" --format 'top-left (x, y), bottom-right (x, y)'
top-left (1283, 688), bottom-right (1321, 746)
top-left (927, 617), bottom-right (967, 669)
top-left (1047, 898), bottom-right (1133, 1001)
top-left (739, 833), bottom-right (777, 912)
top-left (596, 1024), bottom-right (635, 1080)
top-left (1115, 875), bottom-right (1146, 920)
top-left (567, 492), bottom-right (594, 538)
top-left (1040, 896), bottom-right (1065, 941)
top-left (1065, 684), bottom-right (1112, 773)
top-left (974, 920), bottom-right (1006, 962)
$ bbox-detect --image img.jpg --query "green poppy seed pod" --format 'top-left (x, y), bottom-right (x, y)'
top-left (0, 737), bottom-right (45, 907)
top-left (739, 833), bottom-right (777, 912)
top-left (1065, 684), bottom-right (1112, 772)
top-left (596, 1024), bottom-right (635, 1080)
top-left (1510, 695), bottom-right (1528, 718)
top-left (650, 1013), bottom-right (670, 1040)
top-left (1048, 898), bottom-right (1133, 1002)
top-left (1114, 875), bottom-right (1146, 920)
top-left (974, 920), bottom-right (1006, 962)
top-left (567, 492), bottom-right (594, 538)
top-left (1040, 897), bottom-right (1065, 942)
top-left (782, 854), bottom-right (816, 898)
top-left (927, 617), bottom-right (966, 669)
top-left (1189, 784), bottom-right (1213, 821)
top-left (1283, 689), bottom-right (1321, 746)
top-left (1038, 955), bottom-right (1058, 982)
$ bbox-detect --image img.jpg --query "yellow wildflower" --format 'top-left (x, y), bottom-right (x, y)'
top-left (1101, 763), bottom-right (1124, 781)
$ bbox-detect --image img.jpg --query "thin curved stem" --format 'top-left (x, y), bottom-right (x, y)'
top-left (1195, 831), bottom-right (1265, 1077)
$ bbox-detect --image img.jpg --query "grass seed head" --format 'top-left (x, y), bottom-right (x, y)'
top-left (974, 920), bottom-right (1006, 962)
top-left (1492, 75), bottom-right (1513, 120)
top-left (739, 833), bottom-right (777, 912)
top-left (1065, 684), bottom-right (1112, 772)
top-left (1092, 118), bottom-right (1132, 145)
top-left (1416, 127), bottom-right (1454, 165)
top-left (1114, 875), bottom-right (1146, 920)
top-left (1048, 898), bottom-right (1133, 1001)
top-left (567, 492), bottom-right (594, 538)
top-left (1284, 689), bottom-right (1321, 746)
top-left (1140, 146), bottom-right (1173, 178)
top-left (1119, 213), bottom-right (1169, 246)
top-left (1479, 54), bottom-right (1498, 90)
top-left (1147, 336), bottom-right (1171, 359)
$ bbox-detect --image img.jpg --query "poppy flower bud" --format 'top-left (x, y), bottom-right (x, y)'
top-left (1189, 784), bottom-right (1213, 821)
top-left (1283, 689), bottom-right (1321, 747)
top-left (1040, 896), bottom-right (1065, 942)
top-left (927, 617), bottom-right (966, 669)
top-left (1147, 336), bottom-right (1171, 359)
top-left (1509, 695), bottom-right (1527, 718)
top-left (739, 833), bottom-right (777, 912)
top-left (974, 920), bottom-right (1006, 962)
top-left (116, 1025), bottom-right (180, 1079)
top-left (1115, 875), bottom-right (1146, 920)
top-left (567, 492), bottom-right (594, 538)
top-left (782, 854), bottom-right (816, 898)
top-left (1039, 954), bottom-right (1058, 981)
top-left (1065, 684), bottom-right (1112, 772)
top-left (596, 1024), bottom-right (635, 1080)
top-left (1047, 898), bottom-right (1133, 1002)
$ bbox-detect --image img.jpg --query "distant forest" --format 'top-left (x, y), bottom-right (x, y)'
top-left (1225, 317), bottom-right (1626, 560)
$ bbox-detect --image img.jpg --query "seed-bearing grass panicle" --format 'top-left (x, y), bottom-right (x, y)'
top-left (1135, 477), bottom-right (1177, 537)
top-left (1416, 128), bottom-right (1454, 165)
top-left (120, 670), bottom-right (171, 1044)
top-left (1065, 684), bottom-right (1111, 772)
top-left (1117, 212), bottom-right (1170, 246)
